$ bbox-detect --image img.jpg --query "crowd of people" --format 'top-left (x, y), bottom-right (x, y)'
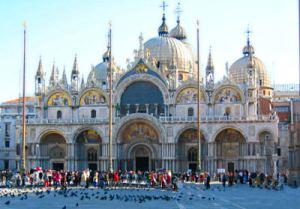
top-left (179, 169), bottom-right (288, 190)
top-left (0, 168), bottom-right (288, 191)
top-left (0, 168), bottom-right (178, 191)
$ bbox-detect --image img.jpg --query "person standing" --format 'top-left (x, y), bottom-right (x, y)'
top-left (222, 173), bottom-right (227, 188)
top-left (206, 173), bottom-right (211, 189)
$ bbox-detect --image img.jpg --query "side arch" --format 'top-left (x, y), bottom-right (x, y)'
top-left (212, 84), bottom-right (245, 105)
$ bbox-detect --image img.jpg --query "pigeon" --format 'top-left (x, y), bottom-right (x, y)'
top-left (76, 203), bottom-right (79, 207)
top-left (62, 205), bottom-right (66, 209)
top-left (4, 200), bottom-right (10, 205)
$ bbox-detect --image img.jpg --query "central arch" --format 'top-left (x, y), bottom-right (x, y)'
top-left (116, 120), bottom-right (160, 171)
top-left (75, 129), bottom-right (102, 171)
top-left (128, 144), bottom-right (153, 171)
top-left (215, 128), bottom-right (246, 172)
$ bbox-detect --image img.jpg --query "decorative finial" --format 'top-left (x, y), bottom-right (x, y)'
top-left (158, 1), bottom-right (169, 36)
top-left (139, 33), bottom-right (144, 51)
top-left (138, 33), bottom-right (144, 58)
top-left (23, 21), bottom-right (27, 30)
top-left (160, 1), bottom-right (168, 15)
top-left (246, 25), bottom-right (251, 46)
top-left (225, 62), bottom-right (229, 76)
top-left (243, 25), bottom-right (255, 56)
top-left (175, 1), bottom-right (182, 23)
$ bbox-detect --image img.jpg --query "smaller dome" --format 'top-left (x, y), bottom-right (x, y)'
top-left (102, 50), bottom-right (109, 62)
top-left (243, 44), bottom-right (255, 56)
top-left (87, 62), bottom-right (109, 86)
top-left (158, 14), bottom-right (168, 37)
top-left (229, 55), bottom-right (271, 87)
top-left (87, 54), bottom-right (120, 86)
top-left (170, 20), bottom-right (187, 40)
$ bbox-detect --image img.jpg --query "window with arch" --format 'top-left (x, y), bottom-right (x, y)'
top-left (178, 74), bottom-right (183, 81)
top-left (188, 147), bottom-right (198, 161)
top-left (224, 107), bottom-right (231, 118)
top-left (57, 110), bottom-right (62, 119)
top-left (188, 107), bottom-right (194, 117)
top-left (87, 148), bottom-right (97, 161)
top-left (91, 109), bottom-right (96, 118)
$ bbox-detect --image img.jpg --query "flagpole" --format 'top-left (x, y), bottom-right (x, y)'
top-left (108, 22), bottom-right (113, 172)
top-left (21, 21), bottom-right (27, 172)
top-left (197, 20), bottom-right (202, 172)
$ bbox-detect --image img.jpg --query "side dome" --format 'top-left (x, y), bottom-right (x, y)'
top-left (144, 36), bottom-right (196, 77)
top-left (170, 20), bottom-right (187, 41)
top-left (229, 56), bottom-right (270, 87)
top-left (229, 38), bottom-right (271, 88)
top-left (87, 50), bottom-right (121, 86)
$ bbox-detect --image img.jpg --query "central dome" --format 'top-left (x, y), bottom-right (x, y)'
top-left (144, 36), bottom-right (195, 75)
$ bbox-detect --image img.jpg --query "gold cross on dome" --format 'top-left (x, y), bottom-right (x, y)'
top-left (160, 1), bottom-right (168, 14)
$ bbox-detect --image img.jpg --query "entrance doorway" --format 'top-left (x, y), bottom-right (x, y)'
top-left (136, 157), bottom-right (149, 171)
top-left (189, 163), bottom-right (197, 172)
top-left (228, 162), bottom-right (234, 172)
top-left (88, 163), bottom-right (97, 171)
top-left (52, 162), bottom-right (64, 171)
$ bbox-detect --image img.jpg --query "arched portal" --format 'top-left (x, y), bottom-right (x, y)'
top-left (177, 128), bottom-right (207, 172)
top-left (75, 130), bottom-right (102, 171)
top-left (117, 120), bottom-right (160, 171)
top-left (39, 132), bottom-right (66, 170)
top-left (215, 128), bottom-right (246, 172)
top-left (120, 81), bottom-right (164, 117)
top-left (129, 144), bottom-right (152, 171)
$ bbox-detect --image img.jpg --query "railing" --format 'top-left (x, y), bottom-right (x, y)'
top-left (25, 113), bottom-right (277, 125)
top-left (26, 118), bottom-right (109, 125)
top-left (278, 123), bottom-right (289, 130)
top-left (272, 84), bottom-right (299, 92)
top-left (159, 115), bottom-right (278, 122)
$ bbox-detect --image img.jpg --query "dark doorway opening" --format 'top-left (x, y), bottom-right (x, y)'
top-left (189, 163), bottom-right (197, 172)
top-left (136, 157), bottom-right (149, 171)
top-left (52, 163), bottom-right (64, 171)
top-left (88, 163), bottom-right (97, 171)
top-left (228, 162), bottom-right (234, 172)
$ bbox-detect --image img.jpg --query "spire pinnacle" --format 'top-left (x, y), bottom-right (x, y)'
top-left (36, 56), bottom-right (44, 77)
top-left (206, 46), bottom-right (214, 69)
top-left (80, 76), bottom-right (85, 90)
top-left (50, 62), bottom-right (55, 81)
top-left (206, 47), bottom-right (214, 89)
top-left (72, 54), bottom-right (79, 75)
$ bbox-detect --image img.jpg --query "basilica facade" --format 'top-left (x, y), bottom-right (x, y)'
top-left (19, 12), bottom-right (279, 175)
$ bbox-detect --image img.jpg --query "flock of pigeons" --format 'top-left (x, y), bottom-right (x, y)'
top-left (0, 184), bottom-right (217, 208)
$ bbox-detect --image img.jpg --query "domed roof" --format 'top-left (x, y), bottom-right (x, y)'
top-left (229, 55), bottom-right (271, 87)
top-left (170, 20), bottom-right (187, 40)
top-left (87, 50), bottom-right (120, 86)
top-left (229, 33), bottom-right (271, 88)
top-left (89, 62), bottom-right (109, 83)
top-left (144, 36), bottom-right (195, 74)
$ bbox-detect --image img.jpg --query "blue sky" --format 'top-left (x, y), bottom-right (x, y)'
top-left (0, 0), bottom-right (298, 102)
